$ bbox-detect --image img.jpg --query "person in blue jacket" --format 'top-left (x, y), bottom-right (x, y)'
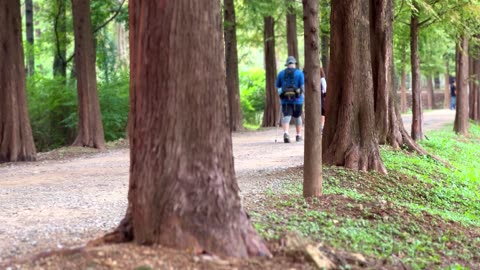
top-left (276, 56), bottom-right (305, 143)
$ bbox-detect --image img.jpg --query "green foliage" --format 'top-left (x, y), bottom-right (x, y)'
top-left (250, 124), bottom-right (480, 269)
top-left (239, 68), bottom-right (266, 126)
top-left (27, 71), bottom-right (130, 151)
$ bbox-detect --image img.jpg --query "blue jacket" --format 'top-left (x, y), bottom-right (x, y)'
top-left (276, 68), bottom-right (305, 105)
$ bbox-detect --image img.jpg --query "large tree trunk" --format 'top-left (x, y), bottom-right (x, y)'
top-left (410, 7), bottom-right (423, 141)
top-left (25, 0), bottom-right (35, 76)
top-left (370, 0), bottom-right (391, 145)
top-left (302, 0), bottom-right (322, 198)
top-left (454, 36), bottom-right (469, 135)
top-left (444, 61), bottom-right (450, 109)
top-left (53, 0), bottom-right (67, 77)
top-left (116, 23), bottom-right (128, 67)
top-left (71, 0), bottom-right (105, 149)
top-left (224, 0), bottom-right (244, 132)
top-left (0, 0), bottom-right (37, 163)
top-left (100, 1), bottom-right (271, 258)
top-left (323, 0), bottom-right (386, 173)
top-left (262, 16), bottom-right (280, 127)
top-left (474, 52), bottom-right (480, 122)
top-left (287, 0), bottom-right (300, 68)
top-left (371, 0), bottom-right (428, 155)
top-left (426, 75), bottom-right (434, 110)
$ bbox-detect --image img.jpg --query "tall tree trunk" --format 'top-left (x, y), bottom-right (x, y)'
top-left (400, 67), bottom-right (407, 113)
top-left (53, 0), bottom-right (67, 77)
top-left (469, 55), bottom-right (475, 120)
top-left (444, 61), bottom-right (450, 109)
top-left (370, 0), bottom-right (391, 144)
top-left (454, 36), bottom-right (469, 135)
top-left (100, 0), bottom-right (270, 258)
top-left (0, 0), bottom-right (36, 163)
top-left (371, 0), bottom-right (427, 154)
top-left (224, 0), bottom-right (243, 132)
top-left (410, 6), bottom-right (423, 141)
top-left (262, 16), bottom-right (280, 127)
top-left (323, 0), bottom-right (386, 173)
top-left (25, 0), bottom-right (35, 76)
top-left (116, 23), bottom-right (128, 67)
top-left (474, 51), bottom-right (480, 122)
top-left (286, 0), bottom-right (300, 68)
top-left (426, 75), bottom-right (434, 110)
top-left (71, 0), bottom-right (105, 149)
top-left (302, 0), bottom-right (322, 198)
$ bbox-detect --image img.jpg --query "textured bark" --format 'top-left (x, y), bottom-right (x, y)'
top-left (444, 61), bottom-right (450, 109)
top-left (0, 0), bottom-right (37, 163)
top-left (426, 75), bottom-right (434, 110)
top-left (454, 36), bottom-right (469, 135)
top-left (323, 0), bottom-right (386, 173)
top-left (302, 0), bottom-right (322, 198)
top-left (224, 0), bottom-right (243, 132)
top-left (321, 31), bottom-right (330, 76)
top-left (410, 7), bottom-right (423, 141)
top-left (116, 23), bottom-right (128, 66)
top-left (71, 0), bottom-right (105, 149)
top-left (400, 67), bottom-right (407, 113)
top-left (25, 0), bottom-right (35, 76)
top-left (287, 0), bottom-right (300, 68)
top-left (371, 0), bottom-right (428, 155)
top-left (262, 16), bottom-right (281, 127)
top-left (370, 0), bottom-right (392, 144)
top-left (53, 0), bottom-right (67, 77)
top-left (101, 1), bottom-right (271, 258)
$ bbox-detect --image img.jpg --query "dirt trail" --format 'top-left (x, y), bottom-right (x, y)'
top-left (0, 110), bottom-right (455, 263)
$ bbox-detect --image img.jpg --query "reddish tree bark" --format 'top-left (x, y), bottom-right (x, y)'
top-left (323, 0), bottom-right (386, 173)
top-left (287, 0), bottom-right (300, 68)
top-left (262, 16), bottom-right (281, 127)
top-left (99, 1), bottom-right (270, 258)
top-left (71, 0), bottom-right (105, 149)
top-left (454, 36), bottom-right (469, 135)
top-left (469, 55), bottom-right (475, 120)
top-left (474, 53), bottom-right (480, 122)
top-left (302, 0), bottom-right (322, 197)
top-left (224, 0), bottom-right (244, 132)
top-left (0, 0), bottom-right (37, 163)
top-left (410, 6), bottom-right (423, 141)
top-left (444, 61), bottom-right (451, 109)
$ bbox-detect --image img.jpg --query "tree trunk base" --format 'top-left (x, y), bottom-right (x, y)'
top-left (90, 209), bottom-right (271, 258)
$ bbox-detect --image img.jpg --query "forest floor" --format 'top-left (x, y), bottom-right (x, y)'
top-left (3, 109), bottom-right (476, 270)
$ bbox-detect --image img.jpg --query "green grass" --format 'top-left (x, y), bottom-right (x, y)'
top-left (249, 123), bottom-right (480, 269)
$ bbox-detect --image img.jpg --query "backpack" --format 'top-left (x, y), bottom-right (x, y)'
top-left (281, 68), bottom-right (299, 100)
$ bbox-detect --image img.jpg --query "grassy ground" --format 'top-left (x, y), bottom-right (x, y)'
top-left (247, 122), bottom-right (480, 269)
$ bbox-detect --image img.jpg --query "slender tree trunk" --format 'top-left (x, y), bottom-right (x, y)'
top-left (262, 16), bottom-right (280, 127)
top-left (25, 0), bottom-right (35, 76)
top-left (454, 36), bottom-right (469, 135)
top-left (426, 75), bottom-right (434, 110)
top-left (302, 0), bottom-right (322, 198)
top-left (400, 67), bottom-right (407, 113)
top-left (444, 61), bottom-right (450, 109)
top-left (287, 0), bottom-right (300, 68)
top-left (224, 0), bottom-right (244, 132)
top-left (116, 23), bottom-right (128, 67)
top-left (410, 7), bottom-right (423, 141)
top-left (323, 0), bottom-right (386, 173)
top-left (53, 0), bottom-right (67, 77)
top-left (0, 0), bottom-right (36, 163)
top-left (99, 1), bottom-right (271, 258)
top-left (469, 55), bottom-right (475, 119)
top-left (71, 0), bottom-right (105, 149)
top-left (321, 31), bottom-right (329, 76)
top-left (474, 52), bottom-right (480, 122)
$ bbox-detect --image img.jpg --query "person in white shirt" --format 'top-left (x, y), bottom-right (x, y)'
top-left (320, 67), bottom-right (327, 131)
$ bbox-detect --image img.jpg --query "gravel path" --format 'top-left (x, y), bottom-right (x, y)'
top-left (0, 110), bottom-right (455, 264)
